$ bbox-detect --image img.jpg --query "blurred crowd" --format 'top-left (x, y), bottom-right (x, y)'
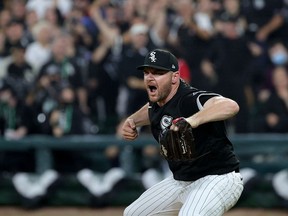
top-left (1, 0), bottom-right (288, 140)
top-left (1, 0), bottom-right (288, 205)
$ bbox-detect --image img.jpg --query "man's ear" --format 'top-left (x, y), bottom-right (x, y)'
top-left (172, 71), bottom-right (179, 84)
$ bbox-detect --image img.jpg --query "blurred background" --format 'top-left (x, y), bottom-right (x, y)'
top-left (0, 0), bottom-right (288, 214)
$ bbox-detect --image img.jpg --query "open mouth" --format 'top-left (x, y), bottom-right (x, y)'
top-left (148, 85), bottom-right (157, 93)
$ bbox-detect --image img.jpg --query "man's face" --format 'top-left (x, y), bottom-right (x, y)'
top-left (143, 67), bottom-right (173, 103)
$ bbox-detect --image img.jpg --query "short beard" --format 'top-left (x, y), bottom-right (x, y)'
top-left (150, 81), bottom-right (172, 103)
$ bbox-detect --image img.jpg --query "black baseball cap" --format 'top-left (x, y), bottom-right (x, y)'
top-left (137, 49), bottom-right (179, 72)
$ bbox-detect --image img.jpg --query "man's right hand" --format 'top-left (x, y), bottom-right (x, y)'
top-left (120, 118), bottom-right (138, 140)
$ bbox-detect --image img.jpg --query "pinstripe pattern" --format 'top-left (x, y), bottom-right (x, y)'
top-left (124, 175), bottom-right (181, 216)
top-left (123, 172), bottom-right (243, 216)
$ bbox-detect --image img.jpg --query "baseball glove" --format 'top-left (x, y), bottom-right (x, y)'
top-left (159, 117), bottom-right (196, 161)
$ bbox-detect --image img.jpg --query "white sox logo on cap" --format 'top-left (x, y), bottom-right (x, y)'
top-left (149, 51), bottom-right (157, 62)
top-left (137, 49), bottom-right (179, 72)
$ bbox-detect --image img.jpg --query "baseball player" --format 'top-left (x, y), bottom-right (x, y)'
top-left (120, 49), bottom-right (243, 216)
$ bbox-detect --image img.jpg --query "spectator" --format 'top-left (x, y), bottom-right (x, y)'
top-left (0, 87), bottom-right (29, 140)
top-left (0, 87), bottom-right (35, 174)
top-left (268, 40), bottom-right (288, 68)
top-left (193, 0), bottom-right (219, 37)
top-left (215, 0), bottom-right (267, 106)
top-left (21, 90), bottom-right (52, 135)
top-left (252, 66), bottom-right (288, 133)
top-left (24, 21), bottom-right (54, 77)
top-left (44, 6), bottom-right (65, 29)
top-left (214, 0), bottom-right (246, 35)
top-left (201, 17), bottom-right (255, 133)
top-left (26, 0), bottom-right (72, 20)
top-left (2, 19), bottom-right (27, 57)
top-left (0, 8), bottom-right (12, 30)
top-left (4, 43), bottom-right (33, 99)
top-left (65, 7), bottom-right (95, 52)
top-left (48, 85), bottom-right (88, 173)
top-left (241, 0), bottom-right (285, 43)
top-left (62, 33), bottom-right (90, 84)
top-left (143, 0), bottom-right (169, 48)
top-left (23, 9), bottom-right (39, 44)
top-left (253, 40), bottom-right (288, 99)
top-left (87, 2), bottom-right (123, 133)
top-left (167, 0), bottom-right (216, 90)
top-left (49, 85), bottom-right (86, 137)
top-left (37, 34), bottom-right (89, 115)
top-left (49, 84), bottom-right (118, 173)
top-left (116, 0), bottom-right (136, 33)
top-left (72, 0), bottom-right (99, 43)
top-left (117, 22), bottom-right (156, 118)
top-left (22, 67), bottom-right (60, 135)
top-left (8, 0), bottom-right (26, 25)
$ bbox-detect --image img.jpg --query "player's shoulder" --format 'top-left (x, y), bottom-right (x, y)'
top-left (178, 82), bottom-right (207, 98)
top-left (179, 83), bottom-right (221, 108)
top-left (180, 81), bottom-right (220, 98)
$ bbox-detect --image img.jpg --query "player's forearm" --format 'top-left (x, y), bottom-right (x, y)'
top-left (186, 97), bottom-right (239, 128)
top-left (128, 103), bottom-right (150, 127)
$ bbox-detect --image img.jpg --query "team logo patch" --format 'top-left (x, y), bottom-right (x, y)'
top-left (149, 51), bottom-right (157, 62)
top-left (160, 115), bottom-right (173, 130)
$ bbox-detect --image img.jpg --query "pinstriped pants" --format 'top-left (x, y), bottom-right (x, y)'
top-left (123, 171), bottom-right (243, 216)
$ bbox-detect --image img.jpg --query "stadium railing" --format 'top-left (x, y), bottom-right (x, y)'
top-left (0, 133), bottom-right (287, 175)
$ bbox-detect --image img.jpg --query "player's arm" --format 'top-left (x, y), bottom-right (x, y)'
top-left (120, 103), bottom-right (150, 140)
top-left (185, 96), bottom-right (239, 128)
